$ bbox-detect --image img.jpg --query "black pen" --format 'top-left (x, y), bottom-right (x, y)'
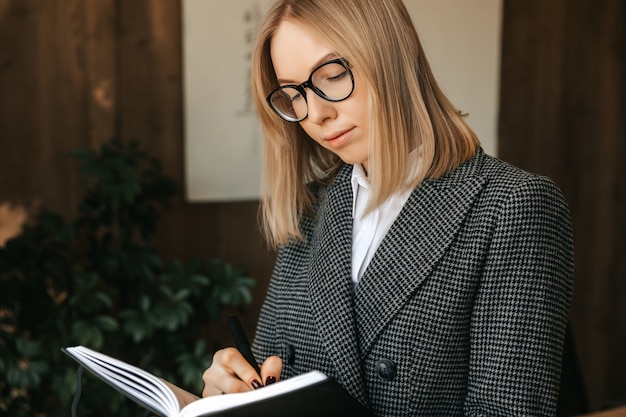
top-left (228, 314), bottom-right (261, 376)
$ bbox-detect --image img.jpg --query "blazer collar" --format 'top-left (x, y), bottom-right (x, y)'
top-left (354, 149), bottom-right (487, 356)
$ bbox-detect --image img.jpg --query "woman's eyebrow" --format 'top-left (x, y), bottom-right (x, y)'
top-left (311, 52), bottom-right (340, 69)
top-left (276, 52), bottom-right (340, 84)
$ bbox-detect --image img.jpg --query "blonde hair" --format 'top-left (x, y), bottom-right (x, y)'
top-left (251, 0), bottom-right (480, 248)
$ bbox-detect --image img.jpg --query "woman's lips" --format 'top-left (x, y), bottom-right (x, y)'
top-left (325, 127), bottom-right (354, 146)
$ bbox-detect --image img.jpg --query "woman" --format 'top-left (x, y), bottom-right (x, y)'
top-left (202, 0), bottom-right (574, 415)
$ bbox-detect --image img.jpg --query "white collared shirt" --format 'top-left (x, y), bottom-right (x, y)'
top-left (350, 162), bottom-right (416, 285)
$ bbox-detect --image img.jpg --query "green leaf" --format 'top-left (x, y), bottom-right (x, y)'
top-left (95, 315), bottom-right (119, 332)
top-left (71, 321), bottom-right (104, 348)
top-left (120, 312), bottom-right (154, 343)
top-left (175, 340), bottom-right (213, 390)
top-left (5, 338), bottom-right (50, 388)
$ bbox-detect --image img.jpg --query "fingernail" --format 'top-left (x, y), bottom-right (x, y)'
top-left (265, 376), bottom-right (276, 385)
top-left (251, 379), bottom-right (263, 389)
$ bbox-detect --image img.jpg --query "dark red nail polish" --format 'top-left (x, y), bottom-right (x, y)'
top-left (251, 379), bottom-right (263, 389)
top-left (265, 376), bottom-right (276, 385)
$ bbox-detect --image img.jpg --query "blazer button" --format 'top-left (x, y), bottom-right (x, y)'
top-left (376, 358), bottom-right (397, 381)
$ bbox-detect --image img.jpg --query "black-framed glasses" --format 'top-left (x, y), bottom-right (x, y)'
top-left (266, 58), bottom-right (354, 122)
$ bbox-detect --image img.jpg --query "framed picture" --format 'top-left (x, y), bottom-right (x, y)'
top-left (183, 0), bottom-right (273, 202)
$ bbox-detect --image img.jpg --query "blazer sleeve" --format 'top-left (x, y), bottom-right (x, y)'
top-left (252, 246), bottom-right (284, 363)
top-left (464, 175), bottom-right (574, 416)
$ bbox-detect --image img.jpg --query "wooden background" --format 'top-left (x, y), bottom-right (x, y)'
top-left (499, 0), bottom-right (625, 413)
top-left (0, 0), bottom-right (624, 414)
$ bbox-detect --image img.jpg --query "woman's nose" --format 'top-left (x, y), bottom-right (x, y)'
top-left (305, 90), bottom-right (337, 124)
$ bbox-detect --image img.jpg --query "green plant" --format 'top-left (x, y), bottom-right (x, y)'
top-left (0, 140), bottom-right (255, 417)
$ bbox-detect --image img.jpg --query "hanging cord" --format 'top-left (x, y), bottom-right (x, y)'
top-left (70, 366), bottom-right (85, 417)
top-left (69, 364), bottom-right (153, 417)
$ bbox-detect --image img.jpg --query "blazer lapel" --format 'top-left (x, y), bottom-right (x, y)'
top-left (354, 152), bottom-right (486, 356)
top-left (307, 166), bottom-right (368, 403)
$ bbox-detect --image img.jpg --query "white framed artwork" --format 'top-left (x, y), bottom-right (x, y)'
top-left (182, 0), bottom-right (273, 202)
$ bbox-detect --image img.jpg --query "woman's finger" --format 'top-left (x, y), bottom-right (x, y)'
top-left (260, 355), bottom-right (283, 386)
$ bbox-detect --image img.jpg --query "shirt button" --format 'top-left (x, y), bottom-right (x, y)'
top-left (376, 358), bottom-right (397, 380)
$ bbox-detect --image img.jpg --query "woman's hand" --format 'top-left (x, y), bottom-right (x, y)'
top-left (201, 347), bottom-right (283, 397)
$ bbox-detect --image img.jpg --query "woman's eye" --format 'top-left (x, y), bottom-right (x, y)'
top-left (327, 70), bottom-right (348, 82)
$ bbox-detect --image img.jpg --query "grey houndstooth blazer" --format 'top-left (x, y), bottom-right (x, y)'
top-left (252, 148), bottom-right (574, 416)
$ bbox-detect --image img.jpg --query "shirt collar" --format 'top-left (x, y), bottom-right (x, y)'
top-left (350, 147), bottom-right (423, 217)
top-left (351, 164), bottom-right (370, 217)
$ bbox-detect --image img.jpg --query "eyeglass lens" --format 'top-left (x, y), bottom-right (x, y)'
top-left (268, 60), bottom-right (354, 122)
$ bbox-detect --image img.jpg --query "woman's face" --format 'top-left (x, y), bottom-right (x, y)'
top-left (270, 20), bottom-right (371, 170)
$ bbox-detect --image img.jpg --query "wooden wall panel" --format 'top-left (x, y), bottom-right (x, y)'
top-left (84, 0), bottom-right (117, 146)
top-left (0, 0), bottom-right (89, 214)
top-left (499, 0), bottom-right (626, 410)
